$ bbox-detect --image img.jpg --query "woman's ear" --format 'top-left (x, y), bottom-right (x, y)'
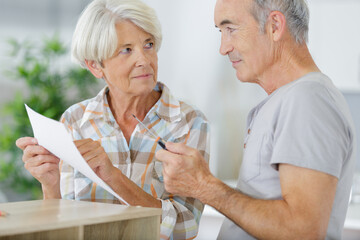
top-left (85, 60), bottom-right (104, 79)
top-left (266, 11), bottom-right (286, 42)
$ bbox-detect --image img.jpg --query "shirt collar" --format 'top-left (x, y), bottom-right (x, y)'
top-left (79, 86), bottom-right (110, 127)
top-left (79, 82), bottom-right (181, 127)
top-left (152, 82), bottom-right (182, 123)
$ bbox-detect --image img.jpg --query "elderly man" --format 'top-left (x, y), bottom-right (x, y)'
top-left (156, 0), bottom-right (356, 239)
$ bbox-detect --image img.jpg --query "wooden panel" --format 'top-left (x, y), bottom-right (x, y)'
top-left (0, 199), bottom-right (161, 236)
top-left (0, 227), bottom-right (83, 240)
top-left (84, 216), bottom-right (160, 240)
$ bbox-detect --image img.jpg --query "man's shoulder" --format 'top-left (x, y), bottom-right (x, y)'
top-left (270, 74), bottom-right (340, 111)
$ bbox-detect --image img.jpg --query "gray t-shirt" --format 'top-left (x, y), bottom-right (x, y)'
top-left (217, 72), bottom-right (356, 240)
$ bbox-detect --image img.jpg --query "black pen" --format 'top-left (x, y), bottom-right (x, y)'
top-left (132, 114), bottom-right (167, 150)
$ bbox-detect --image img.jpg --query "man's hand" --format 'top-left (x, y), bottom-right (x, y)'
top-left (155, 142), bottom-right (212, 200)
top-left (74, 138), bottom-right (116, 183)
top-left (16, 137), bottom-right (61, 198)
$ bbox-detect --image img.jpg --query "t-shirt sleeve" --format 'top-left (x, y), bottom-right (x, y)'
top-left (270, 82), bottom-right (351, 178)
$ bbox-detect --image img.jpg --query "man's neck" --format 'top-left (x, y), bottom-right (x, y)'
top-left (257, 43), bottom-right (320, 95)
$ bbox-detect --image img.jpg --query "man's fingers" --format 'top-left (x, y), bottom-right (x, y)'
top-left (165, 142), bottom-right (198, 156)
top-left (156, 149), bottom-right (176, 163)
top-left (156, 149), bottom-right (186, 172)
top-left (157, 143), bottom-right (199, 165)
top-left (16, 137), bottom-right (38, 150)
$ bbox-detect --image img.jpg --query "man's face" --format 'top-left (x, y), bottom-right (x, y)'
top-left (214, 0), bottom-right (272, 83)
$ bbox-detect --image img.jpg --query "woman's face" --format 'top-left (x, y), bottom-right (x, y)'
top-left (100, 20), bottom-right (158, 97)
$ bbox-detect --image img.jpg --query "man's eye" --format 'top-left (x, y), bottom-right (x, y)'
top-left (227, 27), bottom-right (235, 33)
top-left (144, 42), bottom-right (154, 49)
top-left (120, 48), bottom-right (132, 54)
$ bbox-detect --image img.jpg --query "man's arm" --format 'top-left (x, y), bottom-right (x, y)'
top-left (156, 143), bottom-right (338, 240)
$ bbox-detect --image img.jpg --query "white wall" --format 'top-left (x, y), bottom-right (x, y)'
top-left (307, 0), bottom-right (360, 91)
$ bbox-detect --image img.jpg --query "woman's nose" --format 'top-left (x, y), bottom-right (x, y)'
top-left (135, 50), bottom-right (150, 67)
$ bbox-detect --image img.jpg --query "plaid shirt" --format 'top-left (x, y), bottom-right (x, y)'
top-left (59, 82), bottom-right (210, 240)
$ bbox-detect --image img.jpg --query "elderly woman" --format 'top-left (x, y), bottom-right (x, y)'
top-left (15, 0), bottom-right (210, 239)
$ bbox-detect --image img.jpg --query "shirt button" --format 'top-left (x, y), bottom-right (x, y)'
top-left (244, 143), bottom-right (246, 148)
top-left (248, 129), bottom-right (251, 134)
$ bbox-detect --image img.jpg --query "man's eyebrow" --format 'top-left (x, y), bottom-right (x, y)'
top-left (215, 19), bottom-right (233, 28)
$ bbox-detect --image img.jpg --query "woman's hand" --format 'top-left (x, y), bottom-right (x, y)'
top-left (16, 137), bottom-right (61, 198)
top-left (74, 139), bottom-right (116, 183)
top-left (75, 138), bottom-right (161, 207)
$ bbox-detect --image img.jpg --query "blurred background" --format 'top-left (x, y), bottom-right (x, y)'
top-left (0, 1), bottom-right (359, 237)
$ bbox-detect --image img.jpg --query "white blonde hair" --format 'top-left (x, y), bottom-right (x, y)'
top-left (251, 0), bottom-right (309, 44)
top-left (71, 0), bottom-right (162, 68)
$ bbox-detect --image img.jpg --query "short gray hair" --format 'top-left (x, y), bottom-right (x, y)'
top-left (71, 0), bottom-right (162, 68)
top-left (250, 0), bottom-right (309, 44)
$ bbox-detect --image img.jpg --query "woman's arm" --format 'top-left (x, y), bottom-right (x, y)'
top-left (74, 138), bottom-right (161, 207)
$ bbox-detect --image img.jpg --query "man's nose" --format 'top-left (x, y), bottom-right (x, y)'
top-left (219, 35), bottom-right (233, 56)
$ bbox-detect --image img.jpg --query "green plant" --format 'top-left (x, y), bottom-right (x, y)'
top-left (0, 35), bottom-right (99, 200)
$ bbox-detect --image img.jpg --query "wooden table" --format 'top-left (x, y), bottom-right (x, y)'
top-left (0, 199), bottom-right (161, 240)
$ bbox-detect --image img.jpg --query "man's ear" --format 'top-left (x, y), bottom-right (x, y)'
top-left (266, 11), bottom-right (286, 42)
top-left (85, 60), bottom-right (104, 79)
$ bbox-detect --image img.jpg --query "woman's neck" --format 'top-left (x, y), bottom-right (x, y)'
top-left (107, 89), bottom-right (161, 124)
top-left (106, 88), bottom-right (161, 145)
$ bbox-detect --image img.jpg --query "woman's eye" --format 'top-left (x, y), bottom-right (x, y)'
top-left (119, 48), bottom-right (132, 54)
top-left (144, 42), bottom-right (154, 49)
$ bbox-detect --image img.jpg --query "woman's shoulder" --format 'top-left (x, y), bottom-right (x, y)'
top-left (61, 98), bottom-right (92, 124)
top-left (178, 100), bottom-right (208, 124)
top-left (61, 87), bottom-right (107, 124)
top-left (158, 82), bottom-right (208, 124)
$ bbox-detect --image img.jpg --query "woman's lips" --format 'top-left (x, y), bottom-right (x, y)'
top-left (133, 73), bottom-right (153, 79)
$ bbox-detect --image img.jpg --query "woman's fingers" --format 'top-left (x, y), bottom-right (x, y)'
top-left (73, 138), bottom-right (114, 181)
top-left (15, 137), bottom-right (60, 191)
top-left (24, 154), bottom-right (60, 169)
top-left (82, 145), bottom-right (105, 161)
top-left (16, 137), bottom-right (38, 150)
top-left (74, 139), bottom-right (105, 163)
top-left (32, 162), bottom-right (59, 176)
top-left (74, 139), bottom-right (102, 156)
top-left (23, 145), bottom-right (51, 161)
top-left (74, 138), bottom-right (94, 149)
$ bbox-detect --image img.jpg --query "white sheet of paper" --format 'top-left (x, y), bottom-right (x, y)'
top-left (25, 104), bottom-right (129, 205)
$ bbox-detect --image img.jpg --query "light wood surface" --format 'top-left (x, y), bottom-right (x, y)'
top-left (0, 199), bottom-right (161, 239)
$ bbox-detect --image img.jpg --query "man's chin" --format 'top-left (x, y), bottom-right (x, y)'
top-left (236, 72), bottom-right (251, 83)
